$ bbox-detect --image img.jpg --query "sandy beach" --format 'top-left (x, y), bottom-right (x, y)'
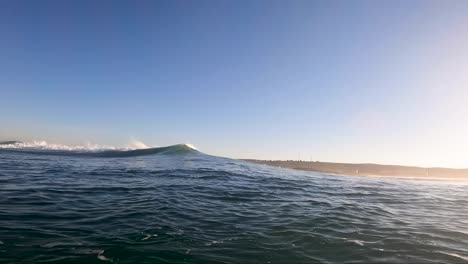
top-left (243, 159), bottom-right (468, 179)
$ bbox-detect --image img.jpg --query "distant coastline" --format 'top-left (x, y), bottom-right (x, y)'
top-left (243, 159), bottom-right (468, 179)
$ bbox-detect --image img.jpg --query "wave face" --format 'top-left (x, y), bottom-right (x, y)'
top-left (1, 143), bottom-right (468, 263)
top-left (0, 141), bottom-right (198, 157)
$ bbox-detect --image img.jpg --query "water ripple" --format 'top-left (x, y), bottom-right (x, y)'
top-left (0, 152), bottom-right (467, 263)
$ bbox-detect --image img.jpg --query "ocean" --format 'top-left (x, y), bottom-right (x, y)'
top-left (1, 143), bottom-right (468, 263)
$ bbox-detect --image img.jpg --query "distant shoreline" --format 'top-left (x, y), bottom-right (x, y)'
top-left (242, 159), bottom-right (468, 179)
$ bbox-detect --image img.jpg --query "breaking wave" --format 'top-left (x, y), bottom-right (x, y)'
top-left (0, 140), bottom-right (198, 157)
top-left (0, 140), bottom-right (123, 151)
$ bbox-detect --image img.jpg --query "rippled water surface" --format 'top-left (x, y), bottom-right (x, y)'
top-left (1, 149), bottom-right (468, 263)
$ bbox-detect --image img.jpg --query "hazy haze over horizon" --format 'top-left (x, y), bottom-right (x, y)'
top-left (1, 0), bottom-right (468, 168)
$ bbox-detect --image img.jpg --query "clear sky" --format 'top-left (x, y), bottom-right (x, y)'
top-left (1, 0), bottom-right (468, 168)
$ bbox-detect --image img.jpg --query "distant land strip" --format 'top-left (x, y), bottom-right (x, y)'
top-left (242, 159), bottom-right (468, 179)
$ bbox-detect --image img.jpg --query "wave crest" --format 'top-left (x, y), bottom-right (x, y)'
top-left (0, 140), bottom-right (199, 157)
top-left (0, 140), bottom-right (125, 151)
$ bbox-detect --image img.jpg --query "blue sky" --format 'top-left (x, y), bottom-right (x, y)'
top-left (1, 0), bottom-right (468, 167)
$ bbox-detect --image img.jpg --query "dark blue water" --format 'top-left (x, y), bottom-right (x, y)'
top-left (1, 145), bottom-right (468, 263)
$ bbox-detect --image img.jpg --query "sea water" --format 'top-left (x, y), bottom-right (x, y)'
top-left (1, 144), bottom-right (468, 263)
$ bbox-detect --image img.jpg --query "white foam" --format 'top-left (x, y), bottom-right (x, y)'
top-left (0, 140), bottom-right (153, 152)
top-left (184, 143), bottom-right (198, 150)
top-left (345, 239), bottom-right (365, 246)
top-left (352, 240), bottom-right (364, 246)
top-left (205, 240), bottom-right (222, 246)
top-left (0, 140), bottom-right (121, 151)
top-left (97, 250), bottom-right (112, 262)
top-left (141, 234), bottom-right (158, 241)
top-left (127, 139), bottom-right (150, 149)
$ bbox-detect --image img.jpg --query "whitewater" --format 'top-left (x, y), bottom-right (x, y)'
top-left (1, 141), bottom-right (468, 263)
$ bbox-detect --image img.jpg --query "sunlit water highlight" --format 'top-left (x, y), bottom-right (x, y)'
top-left (0, 145), bottom-right (467, 263)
